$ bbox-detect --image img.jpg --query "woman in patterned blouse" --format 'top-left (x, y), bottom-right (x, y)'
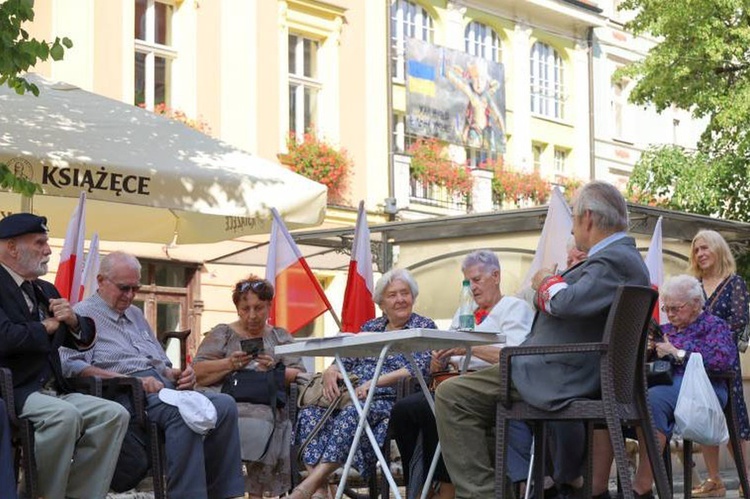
top-left (689, 230), bottom-right (750, 498)
top-left (632, 275), bottom-right (736, 499)
top-left (289, 268), bottom-right (436, 499)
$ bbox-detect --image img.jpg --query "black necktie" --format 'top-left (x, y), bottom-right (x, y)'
top-left (20, 280), bottom-right (38, 314)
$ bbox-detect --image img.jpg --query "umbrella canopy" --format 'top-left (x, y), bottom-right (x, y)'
top-left (0, 74), bottom-right (327, 243)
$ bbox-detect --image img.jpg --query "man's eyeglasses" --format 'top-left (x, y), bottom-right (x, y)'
top-left (661, 303), bottom-right (687, 314)
top-left (107, 278), bottom-right (141, 294)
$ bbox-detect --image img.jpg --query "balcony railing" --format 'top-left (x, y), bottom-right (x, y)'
top-left (409, 177), bottom-right (470, 212)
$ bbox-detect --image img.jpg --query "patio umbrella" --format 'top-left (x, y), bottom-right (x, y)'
top-left (0, 74), bottom-right (327, 243)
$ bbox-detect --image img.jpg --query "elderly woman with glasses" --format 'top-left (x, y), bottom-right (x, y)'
top-left (193, 275), bottom-right (306, 499)
top-left (289, 268), bottom-right (436, 499)
top-left (631, 274), bottom-right (736, 498)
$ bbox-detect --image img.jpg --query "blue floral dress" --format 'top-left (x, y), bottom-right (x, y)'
top-left (703, 274), bottom-right (750, 439)
top-left (295, 313), bottom-right (435, 477)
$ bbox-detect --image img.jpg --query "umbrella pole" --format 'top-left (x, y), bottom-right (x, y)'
top-left (21, 195), bottom-right (32, 213)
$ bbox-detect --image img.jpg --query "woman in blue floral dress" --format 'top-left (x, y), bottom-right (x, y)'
top-left (290, 268), bottom-right (436, 499)
top-left (689, 230), bottom-right (750, 498)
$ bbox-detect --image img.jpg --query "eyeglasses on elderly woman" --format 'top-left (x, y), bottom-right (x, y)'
top-left (661, 303), bottom-right (688, 314)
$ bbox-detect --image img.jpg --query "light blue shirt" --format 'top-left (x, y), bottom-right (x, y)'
top-left (61, 292), bottom-right (172, 380)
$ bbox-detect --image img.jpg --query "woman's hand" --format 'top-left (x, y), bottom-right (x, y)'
top-left (654, 337), bottom-right (679, 359)
top-left (355, 381), bottom-right (371, 399)
top-left (322, 365), bottom-right (343, 401)
top-left (254, 353), bottom-right (276, 371)
top-left (227, 351), bottom-right (251, 371)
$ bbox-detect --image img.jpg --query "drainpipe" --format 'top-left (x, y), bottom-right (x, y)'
top-left (588, 27), bottom-right (596, 180)
top-left (385, 0), bottom-right (397, 222)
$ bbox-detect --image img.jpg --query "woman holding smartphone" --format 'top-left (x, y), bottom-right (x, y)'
top-left (193, 276), bottom-right (306, 499)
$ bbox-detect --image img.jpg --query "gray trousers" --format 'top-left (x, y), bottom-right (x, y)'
top-left (20, 391), bottom-right (130, 499)
top-left (434, 364), bottom-right (585, 499)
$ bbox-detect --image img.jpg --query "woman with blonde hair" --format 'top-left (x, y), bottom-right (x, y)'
top-left (689, 230), bottom-right (750, 497)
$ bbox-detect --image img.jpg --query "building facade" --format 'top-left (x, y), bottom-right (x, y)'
top-left (24, 0), bottom-right (705, 354)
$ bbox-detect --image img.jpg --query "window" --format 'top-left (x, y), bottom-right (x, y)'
top-left (464, 21), bottom-right (502, 63)
top-left (132, 259), bottom-right (200, 363)
top-left (288, 34), bottom-right (321, 137)
top-left (134, 0), bottom-right (176, 109)
top-left (391, 0), bottom-right (434, 80)
top-left (554, 148), bottom-right (568, 173)
top-left (612, 81), bottom-right (625, 138)
top-left (530, 42), bottom-right (565, 119)
top-left (532, 143), bottom-right (545, 171)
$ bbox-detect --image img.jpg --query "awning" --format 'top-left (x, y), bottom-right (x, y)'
top-left (0, 74), bottom-right (327, 244)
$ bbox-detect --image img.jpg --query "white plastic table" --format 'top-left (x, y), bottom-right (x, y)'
top-left (275, 328), bottom-right (505, 499)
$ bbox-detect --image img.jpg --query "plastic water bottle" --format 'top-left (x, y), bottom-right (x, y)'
top-left (458, 279), bottom-right (475, 330)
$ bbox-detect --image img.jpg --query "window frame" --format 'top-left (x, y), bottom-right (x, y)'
top-left (134, 0), bottom-right (177, 110)
top-left (288, 33), bottom-right (322, 138)
top-left (464, 20), bottom-right (502, 63)
top-left (530, 41), bottom-right (565, 120)
top-left (391, 0), bottom-right (434, 81)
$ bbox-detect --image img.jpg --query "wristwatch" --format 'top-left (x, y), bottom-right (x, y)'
top-left (676, 349), bottom-right (687, 364)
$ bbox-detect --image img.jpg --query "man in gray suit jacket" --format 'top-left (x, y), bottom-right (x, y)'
top-left (435, 181), bottom-right (650, 499)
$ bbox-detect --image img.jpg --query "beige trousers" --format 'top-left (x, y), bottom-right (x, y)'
top-left (20, 391), bottom-right (130, 499)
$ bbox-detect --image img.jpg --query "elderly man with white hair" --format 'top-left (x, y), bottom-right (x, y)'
top-left (389, 249), bottom-right (533, 499)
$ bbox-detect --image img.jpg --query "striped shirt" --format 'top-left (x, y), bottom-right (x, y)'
top-left (61, 292), bottom-right (172, 380)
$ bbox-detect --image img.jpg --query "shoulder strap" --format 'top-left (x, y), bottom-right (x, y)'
top-left (706, 276), bottom-right (733, 311)
top-left (297, 396), bottom-right (342, 466)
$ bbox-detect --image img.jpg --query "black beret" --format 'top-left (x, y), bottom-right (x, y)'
top-left (0, 213), bottom-right (49, 239)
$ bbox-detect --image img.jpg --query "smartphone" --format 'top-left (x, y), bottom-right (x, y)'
top-left (240, 338), bottom-right (265, 358)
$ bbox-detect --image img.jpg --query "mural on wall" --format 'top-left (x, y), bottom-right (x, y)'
top-left (405, 38), bottom-right (506, 157)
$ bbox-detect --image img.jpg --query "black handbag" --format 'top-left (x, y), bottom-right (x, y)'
top-left (221, 363), bottom-right (287, 407)
top-left (646, 359), bottom-right (674, 387)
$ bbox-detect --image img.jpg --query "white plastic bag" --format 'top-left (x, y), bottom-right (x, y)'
top-left (674, 352), bottom-right (729, 445)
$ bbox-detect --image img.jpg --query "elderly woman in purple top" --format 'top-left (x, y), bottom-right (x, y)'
top-left (632, 275), bottom-right (737, 498)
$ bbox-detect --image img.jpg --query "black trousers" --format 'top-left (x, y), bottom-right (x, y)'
top-left (389, 391), bottom-right (451, 494)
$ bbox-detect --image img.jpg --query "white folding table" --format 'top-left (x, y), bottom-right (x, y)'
top-left (275, 328), bottom-right (505, 499)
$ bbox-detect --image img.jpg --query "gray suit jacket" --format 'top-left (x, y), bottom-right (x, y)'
top-left (512, 236), bottom-right (649, 411)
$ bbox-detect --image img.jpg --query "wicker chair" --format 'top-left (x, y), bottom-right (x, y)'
top-left (494, 285), bottom-right (670, 499)
top-left (671, 371), bottom-right (750, 498)
top-left (0, 367), bottom-right (38, 498)
top-left (68, 329), bottom-right (191, 499)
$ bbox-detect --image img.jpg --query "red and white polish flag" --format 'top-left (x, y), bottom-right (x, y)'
top-left (54, 192), bottom-right (86, 304)
top-left (341, 201), bottom-right (375, 333)
top-left (644, 216), bottom-right (666, 324)
top-left (79, 232), bottom-right (100, 302)
top-left (266, 208), bottom-right (334, 334)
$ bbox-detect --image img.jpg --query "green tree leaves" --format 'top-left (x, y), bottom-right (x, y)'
top-left (622, 0), bottom-right (750, 223)
top-left (0, 0), bottom-right (72, 95)
top-left (0, 0), bottom-right (71, 194)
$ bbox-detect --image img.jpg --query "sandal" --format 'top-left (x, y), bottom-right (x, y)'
top-left (692, 478), bottom-right (727, 498)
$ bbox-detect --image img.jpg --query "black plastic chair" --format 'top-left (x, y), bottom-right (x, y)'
top-left (495, 285), bottom-right (670, 499)
top-left (0, 367), bottom-right (37, 498)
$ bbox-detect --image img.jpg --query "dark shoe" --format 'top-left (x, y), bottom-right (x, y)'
top-left (633, 490), bottom-right (655, 499)
top-left (592, 491), bottom-right (612, 499)
top-left (556, 484), bottom-right (583, 499)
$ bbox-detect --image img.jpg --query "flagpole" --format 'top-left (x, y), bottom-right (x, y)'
top-left (329, 307), bottom-right (343, 331)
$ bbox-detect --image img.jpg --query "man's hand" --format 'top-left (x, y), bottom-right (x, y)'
top-left (140, 376), bottom-right (164, 394)
top-left (48, 298), bottom-right (79, 329)
top-left (531, 267), bottom-right (556, 291)
top-left (176, 365), bottom-right (196, 390)
top-left (41, 318), bottom-right (60, 335)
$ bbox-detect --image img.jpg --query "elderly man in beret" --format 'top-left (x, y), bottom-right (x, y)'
top-left (0, 213), bottom-right (129, 499)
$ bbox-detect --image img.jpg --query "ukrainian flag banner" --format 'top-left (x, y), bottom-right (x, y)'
top-left (407, 60), bottom-right (436, 97)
